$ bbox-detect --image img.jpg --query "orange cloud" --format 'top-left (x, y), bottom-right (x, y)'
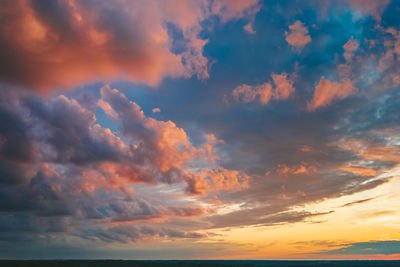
top-left (277, 162), bottom-right (317, 176)
top-left (211, 0), bottom-right (260, 23)
top-left (0, 0), bottom-right (261, 92)
top-left (360, 146), bottom-right (400, 162)
top-left (232, 72), bottom-right (295, 105)
top-left (347, 0), bottom-right (390, 21)
top-left (98, 86), bottom-right (249, 195)
top-left (272, 73), bottom-right (295, 100)
top-left (339, 166), bottom-right (378, 177)
top-left (337, 139), bottom-right (400, 163)
top-left (186, 167), bottom-right (250, 196)
top-left (299, 145), bottom-right (313, 152)
top-left (285, 20), bottom-right (311, 52)
top-left (307, 77), bottom-right (357, 111)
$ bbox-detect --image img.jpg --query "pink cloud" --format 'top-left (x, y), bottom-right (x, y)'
top-left (232, 72), bottom-right (295, 105)
top-left (307, 77), bottom-right (357, 111)
top-left (343, 36), bottom-right (359, 61)
top-left (211, 0), bottom-right (261, 23)
top-left (299, 145), bottom-right (313, 153)
top-left (272, 73), bottom-right (295, 100)
top-left (337, 36), bottom-right (359, 80)
top-left (99, 85), bottom-right (250, 194)
top-left (232, 84), bottom-right (262, 103)
top-left (285, 20), bottom-right (311, 52)
top-left (244, 23), bottom-right (256, 34)
top-left (0, 0), bottom-right (261, 92)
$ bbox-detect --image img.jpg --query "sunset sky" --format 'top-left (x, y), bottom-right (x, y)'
top-left (0, 0), bottom-right (400, 260)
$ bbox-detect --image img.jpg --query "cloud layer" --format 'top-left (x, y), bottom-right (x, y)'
top-left (0, 0), bottom-right (260, 92)
top-left (1, 0), bottom-right (400, 260)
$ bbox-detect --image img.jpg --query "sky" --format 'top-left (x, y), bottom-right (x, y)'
top-left (0, 0), bottom-right (400, 260)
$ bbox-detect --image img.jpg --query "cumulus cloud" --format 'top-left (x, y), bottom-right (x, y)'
top-left (232, 72), bottom-right (295, 105)
top-left (0, 84), bottom-right (254, 246)
top-left (307, 77), bottom-right (357, 111)
top-left (0, 0), bottom-right (261, 92)
top-left (232, 83), bottom-right (272, 104)
top-left (285, 20), bottom-right (311, 52)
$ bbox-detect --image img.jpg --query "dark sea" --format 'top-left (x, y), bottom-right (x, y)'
top-left (0, 260), bottom-right (399, 267)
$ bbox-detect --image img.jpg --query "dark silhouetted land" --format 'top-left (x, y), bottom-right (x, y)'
top-left (0, 260), bottom-right (399, 267)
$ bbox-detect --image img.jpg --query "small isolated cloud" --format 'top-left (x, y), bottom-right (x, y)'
top-left (272, 73), bottom-right (295, 100)
top-left (152, 108), bottom-right (161, 113)
top-left (307, 77), bottom-right (357, 111)
top-left (285, 20), bottom-right (311, 52)
top-left (232, 72), bottom-right (294, 105)
top-left (244, 23), bottom-right (256, 34)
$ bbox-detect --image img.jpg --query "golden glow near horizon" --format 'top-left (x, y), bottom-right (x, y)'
top-left (202, 168), bottom-right (400, 259)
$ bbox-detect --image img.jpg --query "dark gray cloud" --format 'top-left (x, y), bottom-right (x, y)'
top-left (78, 225), bottom-right (206, 244)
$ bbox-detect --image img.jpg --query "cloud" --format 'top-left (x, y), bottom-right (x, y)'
top-left (285, 20), bottom-right (311, 52)
top-left (307, 77), bottom-right (357, 111)
top-left (343, 36), bottom-right (359, 54)
top-left (232, 83), bottom-right (272, 104)
top-left (243, 23), bottom-right (256, 34)
top-left (2, 1), bottom-right (400, 257)
top-left (185, 167), bottom-right (250, 195)
top-left (347, 0), bottom-right (391, 21)
top-left (339, 166), bottom-right (377, 177)
top-left (276, 162), bottom-right (317, 176)
top-left (340, 197), bottom-right (379, 208)
top-left (299, 145), bottom-right (313, 152)
top-left (79, 225), bottom-right (206, 244)
top-left (232, 72), bottom-right (295, 105)
top-left (210, 209), bottom-right (334, 229)
top-left (337, 139), bottom-right (400, 164)
top-left (0, 84), bottom-right (257, 247)
top-left (152, 108), bottom-right (161, 113)
top-left (272, 73), bottom-right (295, 100)
top-left (0, 0), bottom-right (261, 92)
top-left (323, 240), bottom-right (400, 255)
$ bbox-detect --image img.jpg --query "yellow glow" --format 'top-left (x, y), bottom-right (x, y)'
top-left (203, 167), bottom-right (400, 259)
